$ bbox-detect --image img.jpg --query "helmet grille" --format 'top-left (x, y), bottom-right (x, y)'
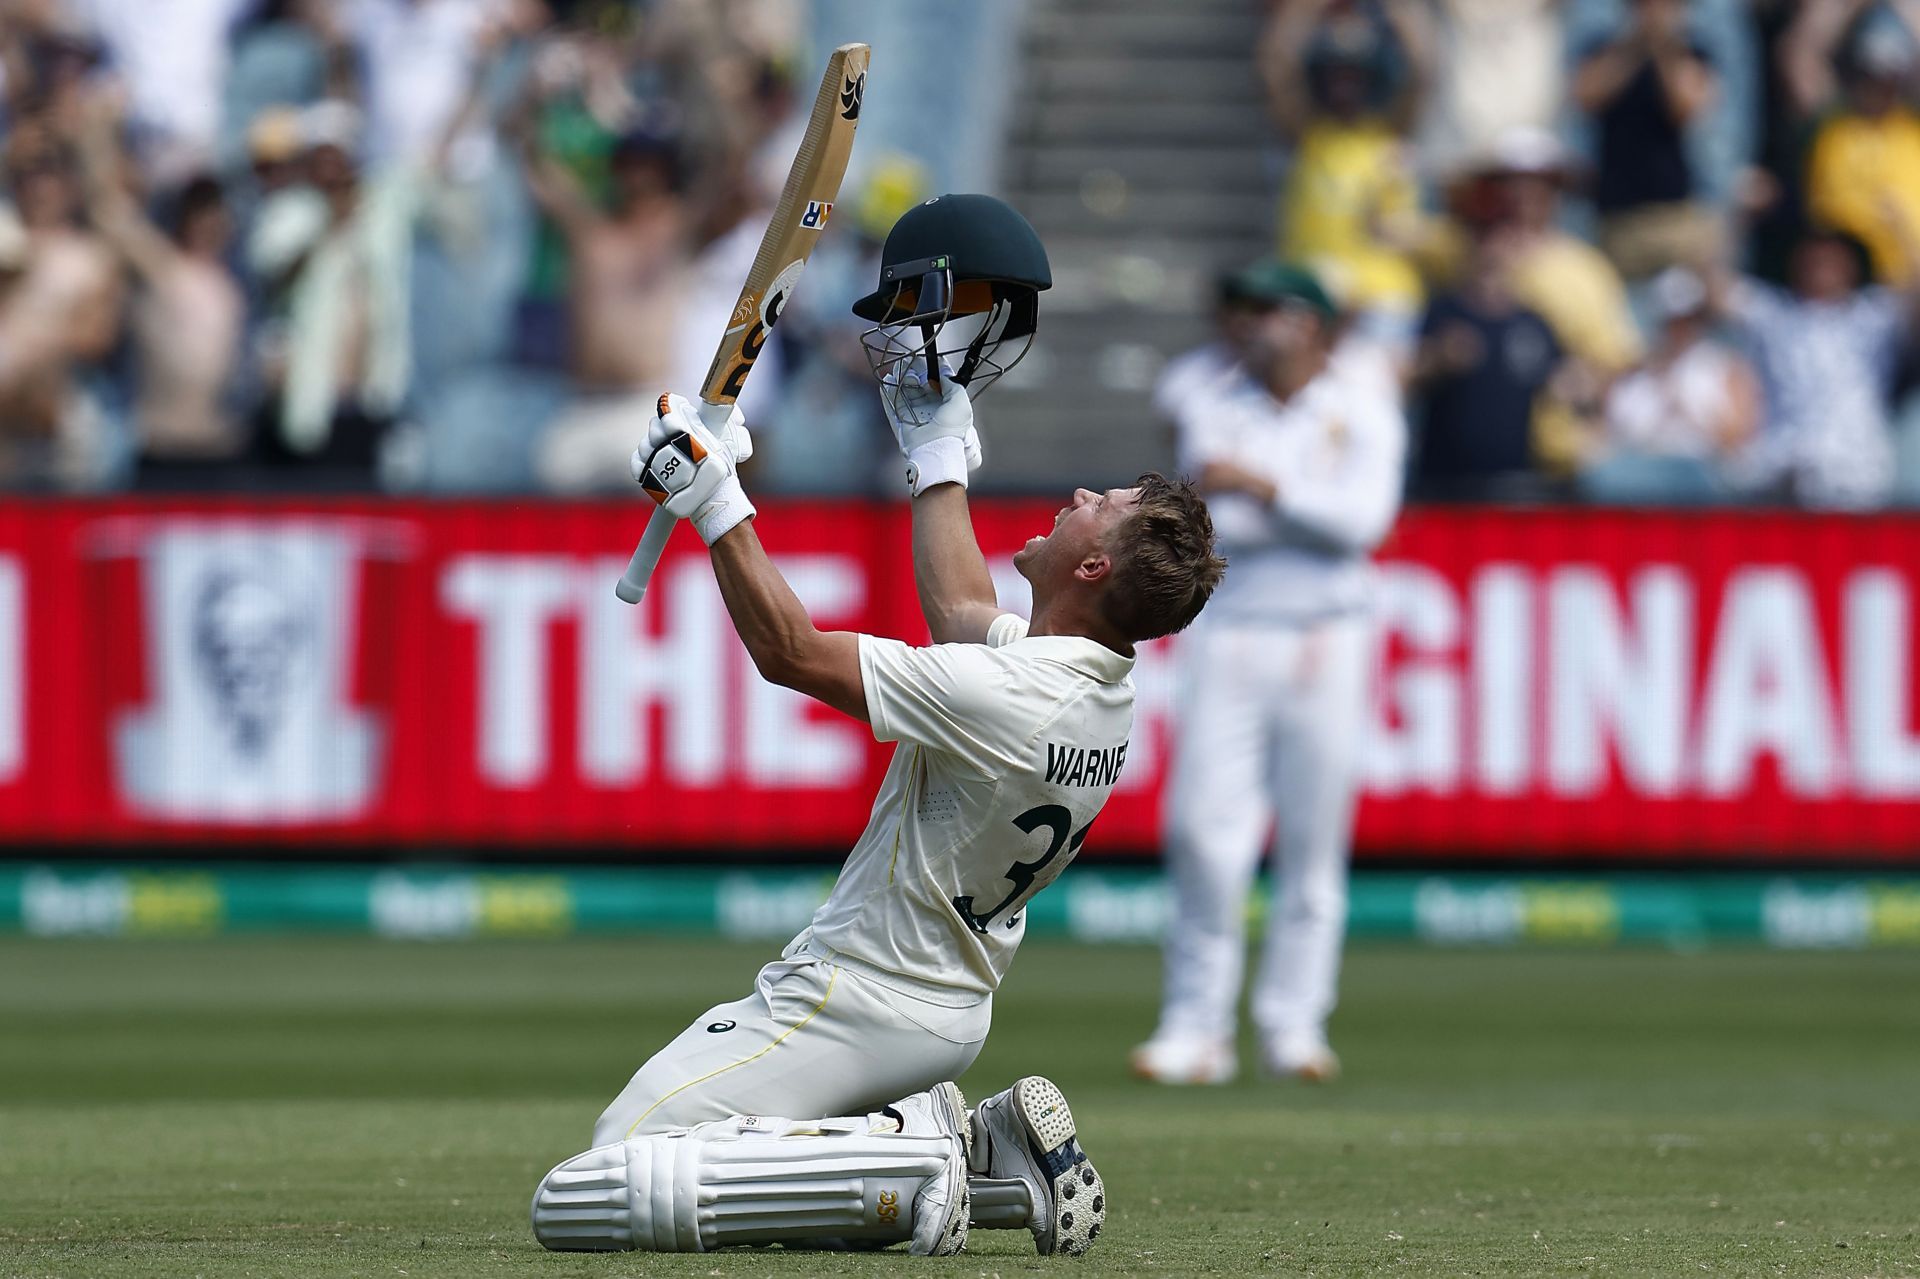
top-left (859, 271), bottom-right (1035, 422)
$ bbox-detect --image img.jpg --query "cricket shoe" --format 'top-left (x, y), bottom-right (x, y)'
top-left (1262, 1033), bottom-right (1340, 1083)
top-left (970, 1076), bottom-right (1104, 1256)
top-left (887, 1081), bottom-right (973, 1256)
top-left (1129, 1034), bottom-right (1237, 1085)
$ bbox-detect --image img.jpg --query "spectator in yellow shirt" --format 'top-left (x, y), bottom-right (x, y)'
top-left (1418, 129), bottom-right (1643, 473)
top-left (1446, 128), bottom-right (1646, 376)
top-left (1805, 29), bottom-right (1920, 286)
top-left (1260, 0), bottom-right (1434, 347)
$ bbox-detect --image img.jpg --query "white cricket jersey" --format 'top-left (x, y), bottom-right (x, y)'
top-left (1165, 343), bottom-right (1407, 625)
top-left (797, 614), bottom-right (1135, 1001)
top-left (1153, 340), bottom-right (1242, 424)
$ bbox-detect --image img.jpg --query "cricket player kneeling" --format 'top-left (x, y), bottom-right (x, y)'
top-left (531, 195), bottom-right (1225, 1257)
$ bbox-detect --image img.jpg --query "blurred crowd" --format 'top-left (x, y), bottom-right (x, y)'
top-left (0, 0), bottom-right (926, 494)
top-left (1249, 0), bottom-right (1920, 509)
top-left (10, 0), bottom-right (1920, 509)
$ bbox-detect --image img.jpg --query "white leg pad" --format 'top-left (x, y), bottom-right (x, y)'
top-left (532, 1113), bottom-right (959, 1254)
top-left (968, 1175), bottom-right (1035, 1228)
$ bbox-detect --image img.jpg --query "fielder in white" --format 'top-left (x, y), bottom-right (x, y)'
top-left (1132, 262), bottom-right (1406, 1086)
top-left (530, 304), bottom-right (1224, 1252)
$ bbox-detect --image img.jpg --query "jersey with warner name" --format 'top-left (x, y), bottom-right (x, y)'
top-left (799, 613), bottom-right (1135, 1000)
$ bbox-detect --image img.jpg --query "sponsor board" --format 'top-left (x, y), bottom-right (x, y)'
top-left (6, 866), bottom-right (1920, 948)
top-left (0, 503), bottom-right (1917, 857)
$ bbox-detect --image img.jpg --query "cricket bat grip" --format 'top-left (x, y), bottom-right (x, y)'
top-left (613, 399), bottom-right (739, 604)
top-left (613, 507), bottom-right (673, 604)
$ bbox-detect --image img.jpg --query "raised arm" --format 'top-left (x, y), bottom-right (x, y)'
top-left (632, 393), bottom-right (868, 718)
top-left (1572, 27), bottom-right (1649, 115)
top-left (425, 1), bottom-right (549, 180)
top-left (513, 130), bottom-right (602, 241)
top-left (709, 521), bottom-right (867, 721)
top-left (883, 371), bottom-right (1005, 644)
top-left (1255, 0), bottom-right (1329, 142)
top-left (1380, 0), bottom-right (1436, 136)
top-left (910, 483), bottom-right (1004, 645)
top-left (1647, 24), bottom-right (1717, 126)
top-left (504, 53), bottom-right (604, 241)
top-left (1779, 0), bottom-right (1871, 118)
top-left (69, 84), bottom-right (178, 284)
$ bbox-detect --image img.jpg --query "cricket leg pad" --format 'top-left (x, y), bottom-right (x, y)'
top-left (531, 1092), bottom-right (970, 1256)
top-left (968, 1175), bottom-right (1035, 1228)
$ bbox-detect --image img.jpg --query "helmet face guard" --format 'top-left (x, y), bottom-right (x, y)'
top-left (858, 255), bottom-right (1038, 424)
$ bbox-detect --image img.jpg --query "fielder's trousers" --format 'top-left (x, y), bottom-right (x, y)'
top-left (1155, 613), bottom-right (1371, 1045)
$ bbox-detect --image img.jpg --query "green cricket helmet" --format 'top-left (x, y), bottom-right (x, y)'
top-left (851, 193), bottom-right (1052, 406)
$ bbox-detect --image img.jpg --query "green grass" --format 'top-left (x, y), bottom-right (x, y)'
top-left (2, 938), bottom-right (1917, 1277)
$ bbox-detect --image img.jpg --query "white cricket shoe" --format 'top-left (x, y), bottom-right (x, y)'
top-left (889, 1081), bottom-right (973, 1256)
top-left (1262, 1032), bottom-right (1340, 1083)
top-left (971, 1076), bottom-right (1105, 1256)
top-left (1129, 1034), bottom-right (1237, 1085)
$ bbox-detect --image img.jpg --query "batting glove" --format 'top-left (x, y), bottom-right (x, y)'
top-left (881, 363), bottom-right (983, 496)
top-left (630, 393), bottom-right (757, 545)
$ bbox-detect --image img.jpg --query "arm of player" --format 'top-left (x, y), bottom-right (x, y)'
top-left (882, 368), bottom-right (1005, 645)
top-left (633, 393), bottom-right (867, 720)
top-left (709, 523), bottom-right (868, 723)
top-left (910, 484), bottom-right (1004, 645)
top-left (1268, 397), bottom-right (1409, 554)
top-left (1171, 386), bottom-right (1237, 476)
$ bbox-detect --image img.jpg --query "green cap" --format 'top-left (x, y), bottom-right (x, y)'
top-left (1227, 259), bottom-right (1336, 319)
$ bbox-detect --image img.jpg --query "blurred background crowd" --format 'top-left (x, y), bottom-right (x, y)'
top-left (4, 0), bottom-right (1920, 509)
top-left (1253, 0), bottom-right (1920, 509)
top-left (0, 0), bottom-right (931, 495)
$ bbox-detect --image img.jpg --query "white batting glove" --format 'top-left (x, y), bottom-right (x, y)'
top-left (629, 393), bottom-right (757, 545)
top-left (881, 363), bottom-right (983, 496)
top-left (709, 402), bottom-right (754, 466)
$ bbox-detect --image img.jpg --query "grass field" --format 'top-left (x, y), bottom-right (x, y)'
top-left (3, 938), bottom-right (1918, 1278)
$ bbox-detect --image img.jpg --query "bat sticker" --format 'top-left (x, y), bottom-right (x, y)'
top-left (840, 71), bottom-right (865, 120)
top-left (718, 261), bottom-right (809, 399)
top-left (800, 200), bottom-right (834, 229)
top-left (761, 259), bottom-right (807, 328)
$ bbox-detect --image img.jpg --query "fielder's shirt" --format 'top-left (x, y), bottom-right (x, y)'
top-left (799, 614), bottom-right (1134, 1000)
top-left (1169, 346), bottom-right (1406, 624)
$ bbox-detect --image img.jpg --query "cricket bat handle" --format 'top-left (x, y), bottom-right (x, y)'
top-left (613, 507), bottom-right (673, 604)
top-left (613, 399), bottom-right (737, 604)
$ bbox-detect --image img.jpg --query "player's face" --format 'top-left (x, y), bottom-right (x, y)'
top-left (1014, 486), bottom-right (1141, 587)
top-left (1218, 300), bottom-right (1270, 359)
top-left (1245, 303), bottom-right (1323, 370)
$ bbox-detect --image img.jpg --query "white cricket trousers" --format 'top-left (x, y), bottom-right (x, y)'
top-left (1157, 613), bottom-right (1371, 1044)
top-left (593, 938), bottom-right (991, 1144)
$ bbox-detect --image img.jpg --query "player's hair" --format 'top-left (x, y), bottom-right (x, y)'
top-left (1100, 473), bottom-right (1225, 641)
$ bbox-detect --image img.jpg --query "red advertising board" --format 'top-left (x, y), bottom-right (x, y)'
top-left (0, 499), bottom-right (1916, 858)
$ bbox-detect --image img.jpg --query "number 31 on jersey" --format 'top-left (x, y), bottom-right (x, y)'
top-left (952, 804), bottom-right (1093, 935)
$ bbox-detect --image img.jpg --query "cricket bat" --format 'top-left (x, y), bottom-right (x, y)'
top-left (614, 42), bottom-right (871, 604)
